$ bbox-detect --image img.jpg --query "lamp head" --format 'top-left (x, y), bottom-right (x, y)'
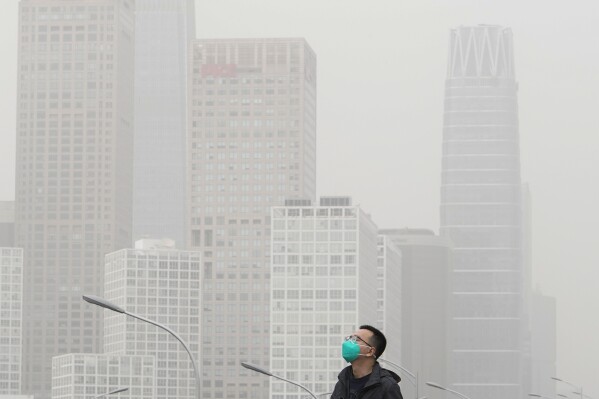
top-left (241, 362), bottom-right (272, 377)
top-left (82, 295), bottom-right (126, 314)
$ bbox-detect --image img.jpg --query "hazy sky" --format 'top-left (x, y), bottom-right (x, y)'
top-left (2, 0), bottom-right (599, 396)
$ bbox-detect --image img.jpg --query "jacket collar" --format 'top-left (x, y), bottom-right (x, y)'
top-left (338, 362), bottom-right (401, 387)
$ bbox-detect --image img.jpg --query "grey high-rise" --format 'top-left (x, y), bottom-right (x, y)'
top-left (188, 38), bottom-right (317, 399)
top-left (440, 25), bottom-right (526, 399)
top-left (15, 1), bottom-right (135, 397)
top-left (132, 0), bottom-right (195, 247)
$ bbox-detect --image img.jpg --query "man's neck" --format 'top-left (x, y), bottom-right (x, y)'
top-left (351, 360), bottom-right (375, 379)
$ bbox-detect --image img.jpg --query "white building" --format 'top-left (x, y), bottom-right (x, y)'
top-left (0, 248), bottom-right (23, 395)
top-left (103, 244), bottom-right (201, 399)
top-left (270, 197), bottom-right (380, 398)
top-left (51, 354), bottom-right (154, 399)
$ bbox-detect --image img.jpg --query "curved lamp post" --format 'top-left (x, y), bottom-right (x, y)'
top-left (552, 377), bottom-right (587, 399)
top-left (83, 295), bottom-right (201, 399)
top-left (426, 382), bottom-right (472, 399)
top-left (379, 358), bottom-right (425, 399)
top-left (530, 394), bottom-right (571, 399)
top-left (94, 387), bottom-right (128, 398)
top-left (241, 362), bottom-right (318, 399)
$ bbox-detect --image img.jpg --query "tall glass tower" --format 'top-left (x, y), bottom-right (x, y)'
top-left (15, 1), bottom-right (135, 397)
top-left (132, 0), bottom-right (195, 247)
top-left (440, 25), bottom-right (526, 399)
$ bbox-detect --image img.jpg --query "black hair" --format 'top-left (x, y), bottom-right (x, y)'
top-left (359, 324), bottom-right (387, 359)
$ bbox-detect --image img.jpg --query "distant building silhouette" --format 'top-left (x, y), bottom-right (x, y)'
top-left (0, 202), bottom-right (14, 247)
top-left (132, 0), bottom-right (195, 247)
top-left (15, 1), bottom-right (135, 397)
top-left (187, 38), bottom-right (317, 399)
top-left (530, 292), bottom-right (556, 397)
top-left (440, 25), bottom-right (527, 399)
top-left (376, 234), bottom-right (402, 362)
top-left (379, 228), bottom-right (452, 399)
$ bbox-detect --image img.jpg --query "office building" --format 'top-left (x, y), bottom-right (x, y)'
top-left (188, 38), bottom-right (317, 399)
top-left (270, 197), bottom-right (380, 398)
top-left (51, 353), bottom-right (155, 399)
top-left (132, 0), bottom-right (195, 246)
top-left (15, 1), bottom-right (135, 396)
top-left (0, 248), bottom-right (23, 395)
top-left (440, 25), bottom-right (526, 399)
top-left (103, 243), bottom-right (201, 399)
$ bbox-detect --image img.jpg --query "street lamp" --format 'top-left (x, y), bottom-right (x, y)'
top-left (379, 358), bottom-right (424, 399)
top-left (83, 294), bottom-right (201, 399)
top-left (94, 387), bottom-right (128, 398)
top-left (241, 362), bottom-right (319, 399)
top-left (530, 393), bottom-right (576, 399)
top-left (552, 377), bottom-right (584, 399)
top-left (426, 382), bottom-right (472, 399)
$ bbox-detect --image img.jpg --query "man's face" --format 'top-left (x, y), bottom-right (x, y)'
top-left (348, 328), bottom-right (375, 358)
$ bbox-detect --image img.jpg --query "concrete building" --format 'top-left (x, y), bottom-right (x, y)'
top-left (375, 235), bottom-right (402, 362)
top-left (270, 197), bottom-right (380, 398)
top-left (440, 25), bottom-right (526, 399)
top-left (188, 38), bottom-right (317, 399)
top-left (132, 0), bottom-right (195, 247)
top-left (103, 243), bottom-right (201, 399)
top-left (0, 248), bottom-right (23, 395)
top-left (51, 353), bottom-right (155, 399)
top-left (15, 1), bottom-right (135, 397)
top-left (0, 202), bottom-right (15, 247)
top-left (380, 228), bottom-right (452, 399)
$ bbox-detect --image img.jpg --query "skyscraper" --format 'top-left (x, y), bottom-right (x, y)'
top-left (15, 1), bottom-right (135, 397)
top-left (440, 25), bottom-right (525, 399)
top-left (132, 0), bottom-right (195, 247)
top-left (270, 197), bottom-right (384, 398)
top-left (187, 38), bottom-right (317, 398)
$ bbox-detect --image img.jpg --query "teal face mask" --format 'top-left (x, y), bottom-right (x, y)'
top-left (342, 339), bottom-right (361, 362)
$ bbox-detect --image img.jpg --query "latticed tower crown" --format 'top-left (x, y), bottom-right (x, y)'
top-left (447, 25), bottom-right (515, 79)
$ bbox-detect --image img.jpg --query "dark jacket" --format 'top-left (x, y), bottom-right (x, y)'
top-left (330, 362), bottom-right (403, 399)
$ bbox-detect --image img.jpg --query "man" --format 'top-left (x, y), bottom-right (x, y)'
top-left (330, 325), bottom-right (403, 399)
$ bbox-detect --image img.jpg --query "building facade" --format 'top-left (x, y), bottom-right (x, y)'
top-left (270, 197), bottom-right (380, 398)
top-left (15, 1), bottom-right (135, 397)
top-left (0, 248), bottom-right (23, 395)
top-left (440, 25), bottom-right (526, 399)
top-left (132, 0), bottom-right (195, 246)
top-left (188, 38), bottom-right (317, 399)
top-left (103, 245), bottom-right (201, 399)
top-left (380, 228), bottom-right (452, 399)
top-left (51, 353), bottom-right (155, 399)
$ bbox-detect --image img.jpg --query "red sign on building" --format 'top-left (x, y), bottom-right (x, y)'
top-left (201, 64), bottom-right (237, 78)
